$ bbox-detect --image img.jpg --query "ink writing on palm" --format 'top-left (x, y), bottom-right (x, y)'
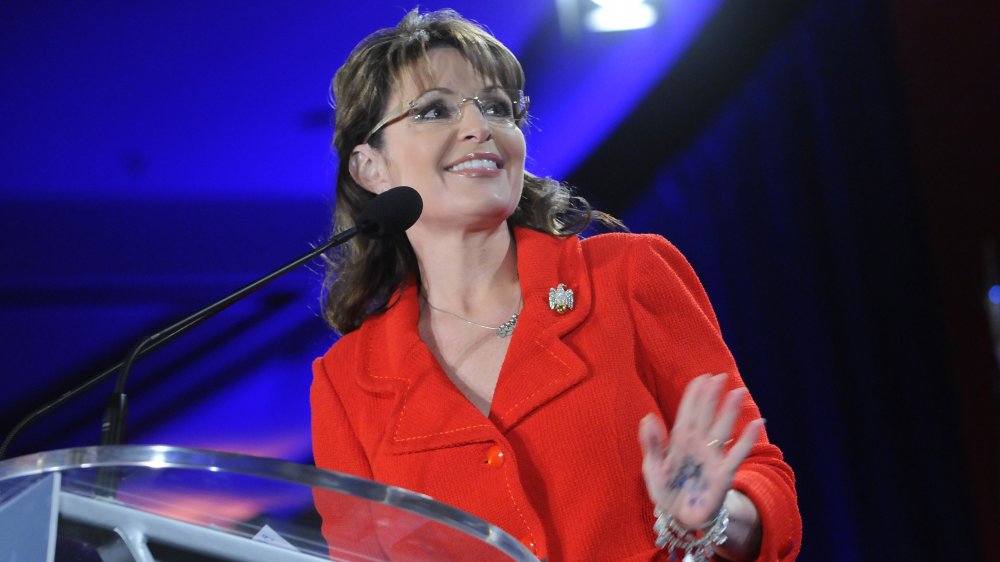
top-left (639, 374), bottom-right (764, 530)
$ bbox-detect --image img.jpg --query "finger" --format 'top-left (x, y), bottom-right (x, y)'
top-left (721, 418), bottom-right (765, 474)
top-left (673, 374), bottom-right (708, 435)
top-left (638, 413), bottom-right (669, 461)
top-left (707, 387), bottom-right (747, 445)
top-left (694, 373), bottom-right (727, 436)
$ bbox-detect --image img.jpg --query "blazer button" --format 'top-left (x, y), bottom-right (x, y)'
top-left (485, 445), bottom-right (505, 467)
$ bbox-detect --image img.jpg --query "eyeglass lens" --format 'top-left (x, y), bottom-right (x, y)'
top-left (410, 89), bottom-right (524, 125)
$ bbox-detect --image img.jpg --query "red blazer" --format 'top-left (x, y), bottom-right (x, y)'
top-left (312, 227), bottom-right (802, 561)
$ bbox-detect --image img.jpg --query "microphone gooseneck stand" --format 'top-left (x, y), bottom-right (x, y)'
top-left (98, 224), bottom-right (360, 449)
top-left (91, 226), bottom-right (358, 495)
top-left (0, 229), bottom-right (352, 461)
top-left (0, 185), bottom-right (422, 462)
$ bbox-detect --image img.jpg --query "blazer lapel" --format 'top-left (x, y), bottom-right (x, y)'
top-left (360, 283), bottom-right (498, 456)
top-left (489, 228), bottom-right (593, 433)
top-left (360, 229), bottom-right (594, 452)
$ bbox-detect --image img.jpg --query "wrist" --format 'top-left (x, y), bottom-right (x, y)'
top-left (713, 489), bottom-right (763, 562)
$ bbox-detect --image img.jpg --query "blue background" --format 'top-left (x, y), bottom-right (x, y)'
top-left (2, 1), bottom-right (998, 559)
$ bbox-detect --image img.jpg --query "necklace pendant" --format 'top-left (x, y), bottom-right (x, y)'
top-left (496, 312), bottom-right (519, 338)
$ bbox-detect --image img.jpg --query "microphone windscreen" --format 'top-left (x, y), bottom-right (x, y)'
top-left (357, 186), bottom-right (423, 238)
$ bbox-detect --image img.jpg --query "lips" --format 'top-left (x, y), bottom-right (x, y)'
top-left (445, 153), bottom-right (504, 172)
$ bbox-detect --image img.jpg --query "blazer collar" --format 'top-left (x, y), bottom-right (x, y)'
top-left (359, 227), bottom-right (593, 455)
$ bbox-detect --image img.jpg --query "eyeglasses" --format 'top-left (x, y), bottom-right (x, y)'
top-left (363, 87), bottom-right (529, 144)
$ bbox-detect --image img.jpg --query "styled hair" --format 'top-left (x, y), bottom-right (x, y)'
top-left (322, 8), bottom-right (622, 334)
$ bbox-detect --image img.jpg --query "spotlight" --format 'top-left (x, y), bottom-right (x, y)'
top-left (556, 0), bottom-right (661, 36)
top-left (584, 0), bottom-right (659, 32)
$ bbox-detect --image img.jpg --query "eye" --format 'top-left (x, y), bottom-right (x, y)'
top-left (412, 99), bottom-right (457, 122)
top-left (479, 94), bottom-right (514, 119)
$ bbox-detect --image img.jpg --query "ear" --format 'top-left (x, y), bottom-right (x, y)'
top-left (349, 144), bottom-right (393, 194)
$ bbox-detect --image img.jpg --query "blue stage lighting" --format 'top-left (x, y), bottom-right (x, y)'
top-left (989, 284), bottom-right (1000, 305)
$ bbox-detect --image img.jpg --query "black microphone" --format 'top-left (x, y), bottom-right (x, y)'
top-left (0, 186), bottom-right (422, 460)
top-left (357, 185), bottom-right (423, 238)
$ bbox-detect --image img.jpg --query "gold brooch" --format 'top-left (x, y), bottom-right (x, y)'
top-left (548, 283), bottom-right (574, 313)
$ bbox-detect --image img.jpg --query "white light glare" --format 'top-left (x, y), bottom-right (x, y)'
top-left (587, 0), bottom-right (658, 32)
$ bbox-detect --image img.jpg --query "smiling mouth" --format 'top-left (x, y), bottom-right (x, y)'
top-left (446, 158), bottom-right (501, 172)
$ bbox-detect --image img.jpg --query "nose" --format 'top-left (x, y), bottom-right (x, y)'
top-left (457, 99), bottom-right (492, 142)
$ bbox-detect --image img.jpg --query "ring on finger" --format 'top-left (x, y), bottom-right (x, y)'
top-left (706, 438), bottom-right (734, 449)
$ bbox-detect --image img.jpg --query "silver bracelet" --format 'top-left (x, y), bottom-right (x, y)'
top-left (653, 505), bottom-right (729, 561)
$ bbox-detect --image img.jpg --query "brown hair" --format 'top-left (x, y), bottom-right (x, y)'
top-left (322, 8), bottom-right (622, 334)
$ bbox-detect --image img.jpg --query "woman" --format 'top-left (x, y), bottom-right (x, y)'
top-left (312, 8), bottom-right (801, 561)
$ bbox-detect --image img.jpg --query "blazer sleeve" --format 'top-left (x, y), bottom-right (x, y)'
top-left (311, 354), bottom-right (374, 478)
top-left (311, 354), bottom-right (387, 559)
top-left (626, 235), bottom-right (802, 560)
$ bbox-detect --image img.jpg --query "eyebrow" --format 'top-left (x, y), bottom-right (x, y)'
top-left (415, 85), bottom-right (504, 97)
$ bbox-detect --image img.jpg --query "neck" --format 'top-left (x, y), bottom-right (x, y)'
top-left (408, 223), bottom-right (520, 319)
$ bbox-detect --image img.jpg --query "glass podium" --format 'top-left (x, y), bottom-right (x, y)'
top-left (0, 445), bottom-right (540, 562)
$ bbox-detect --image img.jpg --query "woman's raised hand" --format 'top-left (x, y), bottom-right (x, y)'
top-left (638, 374), bottom-right (764, 530)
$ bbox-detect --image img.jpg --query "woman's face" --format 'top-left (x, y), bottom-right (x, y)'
top-left (373, 47), bottom-right (526, 233)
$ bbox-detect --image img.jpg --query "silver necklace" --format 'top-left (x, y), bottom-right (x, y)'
top-left (424, 295), bottom-right (522, 338)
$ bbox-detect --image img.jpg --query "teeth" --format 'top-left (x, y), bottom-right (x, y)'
top-left (447, 159), bottom-right (498, 171)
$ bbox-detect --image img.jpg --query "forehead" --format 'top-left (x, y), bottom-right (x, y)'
top-left (394, 47), bottom-right (494, 99)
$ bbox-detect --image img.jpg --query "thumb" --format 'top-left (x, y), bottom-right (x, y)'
top-left (638, 413), bottom-right (669, 459)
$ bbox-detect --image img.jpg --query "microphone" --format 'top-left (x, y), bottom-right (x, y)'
top-left (358, 185), bottom-right (423, 238)
top-left (0, 186), bottom-right (422, 460)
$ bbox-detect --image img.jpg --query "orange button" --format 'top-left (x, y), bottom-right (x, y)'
top-left (485, 445), bottom-right (505, 467)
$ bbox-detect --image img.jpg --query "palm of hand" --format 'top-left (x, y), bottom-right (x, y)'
top-left (639, 374), bottom-right (764, 530)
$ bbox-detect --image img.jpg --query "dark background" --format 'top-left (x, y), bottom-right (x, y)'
top-left (2, 1), bottom-right (997, 559)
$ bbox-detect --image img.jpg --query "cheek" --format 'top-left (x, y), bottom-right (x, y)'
top-left (508, 131), bottom-right (527, 163)
top-left (505, 133), bottom-right (527, 192)
top-left (385, 142), bottom-right (443, 184)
